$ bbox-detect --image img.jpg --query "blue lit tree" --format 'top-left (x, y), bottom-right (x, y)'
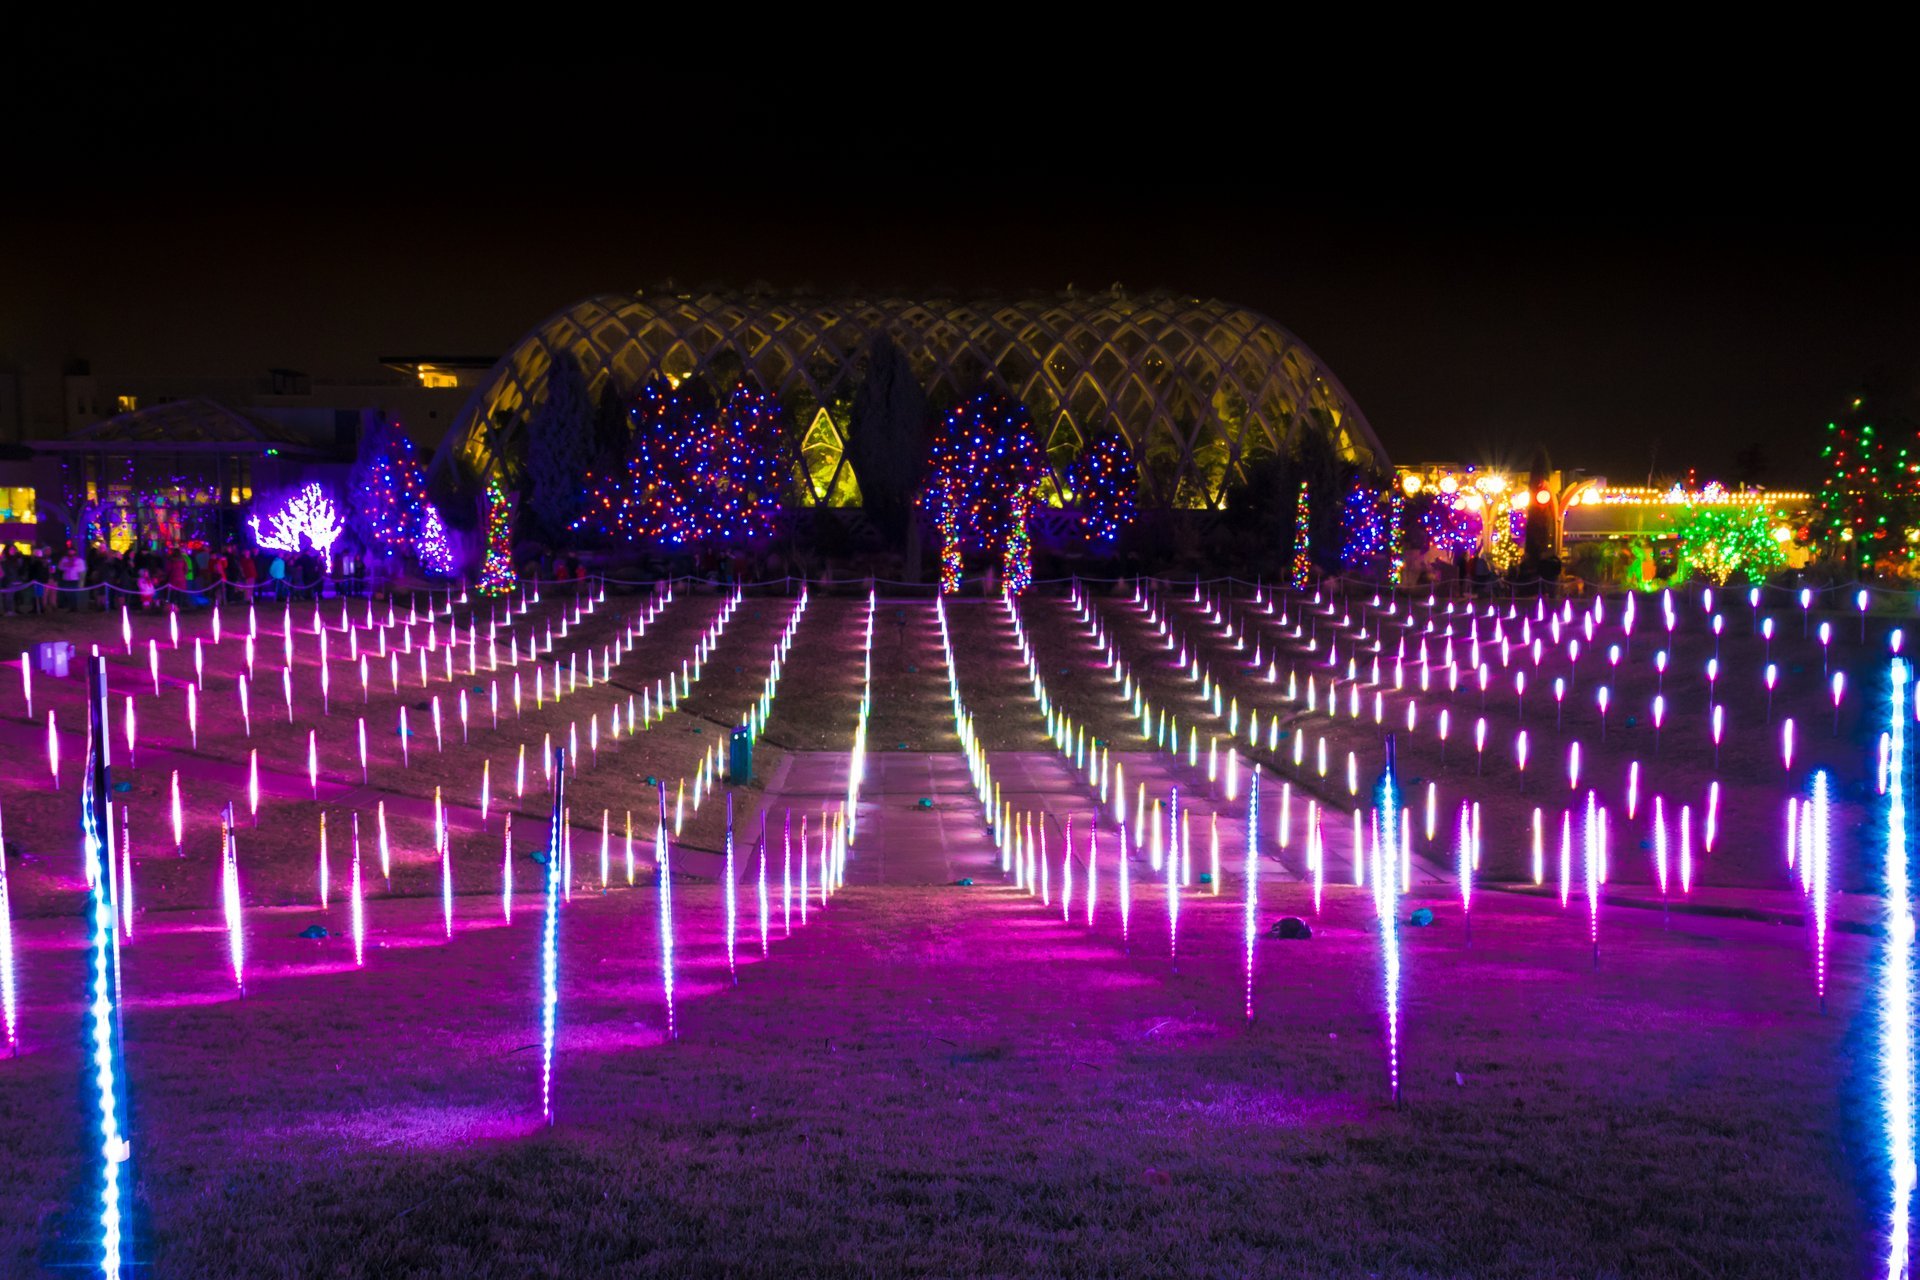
top-left (1068, 429), bottom-right (1139, 547)
top-left (348, 414), bottom-right (452, 574)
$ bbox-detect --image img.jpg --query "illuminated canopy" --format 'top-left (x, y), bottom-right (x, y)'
top-left (439, 287), bottom-right (1383, 511)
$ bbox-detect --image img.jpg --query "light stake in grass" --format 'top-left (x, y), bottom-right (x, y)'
top-left (1531, 807), bottom-right (1544, 885)
top-left (1679, 804), bottom-right (1693, 894)
top-left (540, 756), bottom-right (566, 1122)
top-left (1244, 767), bottom-right (1260, 1020)
top-left (1086, 821), bottom-right (1098, 927)
top-left (429, 796), bottom-right (451, 944)
top-left (1651, 794), bottom-right (1672, 926)
top-left (1833, 671), bottom-right (1846, 737)
top-left (725, 793), bottom-right (738, 986)
top-left (350, 813), bottom-right (364, 966)
top-left (1118, 825), bottom-right (1132, 953)
top-left (1559, 810), bottom-right (1572, 908)
top-left (1884, 659), bottom-right (1917, 1279)
top-left (1584, 790), bottom-right (1602, 968)
top-left (318, 813), bottom-right (329, 909)
top-left (1167, 787), bottom-right (1181, 969)
top-left (1457, 800), bottom-right (1474, 946)
top-left (47, 710), bottom-right (58, 790)
top-left (1808, 770), bottom-right (1832, 1013)
top-left (1374, 737), bottom-right (1404, 1108)
top-left (221, 805), bottom-right (244, 997)
top-left (0, 801), bottom-right (13, 1051)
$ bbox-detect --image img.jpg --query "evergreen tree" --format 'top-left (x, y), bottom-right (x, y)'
top-left (347, 412), bottom-right (450, 572)
top-left (526, 352), bottom-right (595, 544)
top-left (922, 389), bottom-right (1047, 591)
top-left (591, 381), bottom-right (631, 474)
top-left (701, 379), bottom-right (789, 546)
top-left (574, 377), bottom-right (713, 547)
top-left (1816, 385), bottom-right (1920, 573)
top-left (847, 335), bottom-right (929, 543)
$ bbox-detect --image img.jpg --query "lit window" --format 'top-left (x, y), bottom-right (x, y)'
top-left (417, 367), bottom-right (460, 390)
top-left (116, 395), bottom-right (138, 412)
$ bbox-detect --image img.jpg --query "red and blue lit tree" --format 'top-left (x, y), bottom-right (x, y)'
top-left (922, 391), bottom-right (1048, 593)
top-left (575, 378), bottom-right (710, 547)
top-left (573, 375), bottom-right (789, 549)
top-left (699, 380), bottom-right (788, 547)
top-left (1417, 491), bottom-right (1481, 559)
top-left (349, 419), bottom-right (452, 574)
top-left (1067, 429), bottom-right (1138, 546)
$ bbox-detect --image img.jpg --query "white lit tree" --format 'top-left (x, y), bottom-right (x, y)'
top-left (250, 484), bottom-right (347, 567)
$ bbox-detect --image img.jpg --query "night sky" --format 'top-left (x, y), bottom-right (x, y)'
top-left (4, 79), bottom-right (1914, 487)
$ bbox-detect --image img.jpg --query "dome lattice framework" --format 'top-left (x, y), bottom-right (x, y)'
top-left (443, 288), bottom-right (1384, 511)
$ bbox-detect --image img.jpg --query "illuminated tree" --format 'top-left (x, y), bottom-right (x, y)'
top-left (1416, 491), bottom-right (1481, 558)
top-left (572, 376), bottom-right (789, 549)
top-left (1485, 505), bottom-right (1525, 575)
top-left (348, 417), bottom-right (451, 573)
top-left (1815, 389), bottom-right (1920, 572)
top-left (1289, 483), bottom-right (1312, 589)
top-left (251, 484), bottom-right (346, 561)
top-left (699, 379), bottom-right (789, 546)
top-left (477, 481), bottom-right (519, 594)
top-left (1067, 429), bottom-right (1139, 546)
top-left (574, 377), bottom-right (710, 547)
top-left (1677, 502), bottom-right (1787, 585)
top-left (922, 390), bottom-right (1048, 593)
top-left (1340, 481), bottom-right (1384, 571)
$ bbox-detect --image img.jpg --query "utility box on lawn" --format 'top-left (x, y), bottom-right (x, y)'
top-left (729, 724), bottom-right (752, 784)
top-left (36, 641), bottom-right (72, 677)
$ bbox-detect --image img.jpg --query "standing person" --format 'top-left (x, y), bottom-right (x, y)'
top-left (210, 547), bottom-right (229, 608)
top-left (57, 544), bottom-right (84, 612)
top-left (239, 548), bottom-right (258, 604)
top-left (166, 548), bottom-right (188, 609)
top-left (0, 549), bottom-right (19, 615)
top-left (268, 552), bottom-right (286, 601)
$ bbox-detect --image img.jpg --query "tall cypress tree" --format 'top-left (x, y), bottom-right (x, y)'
top-left (526, 352), bottom-right (595, 544)
top-left (847, 335), bottom-right (929, 542)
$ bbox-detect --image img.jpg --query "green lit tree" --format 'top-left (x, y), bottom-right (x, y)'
top-left (1815, 387), bottom-right (1920, 572)
top-left (1677, 503), bottom-right (1787, 585)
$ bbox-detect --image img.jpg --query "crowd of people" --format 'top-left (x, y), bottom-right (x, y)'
top-left (0, 542), bottom-right (365, 614)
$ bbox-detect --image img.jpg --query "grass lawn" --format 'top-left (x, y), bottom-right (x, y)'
top-left (0, 584), bottom-right (1902, 1276)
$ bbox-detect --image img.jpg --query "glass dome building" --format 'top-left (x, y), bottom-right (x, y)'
top-left (438, 286), bottom-right (1383, 512)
